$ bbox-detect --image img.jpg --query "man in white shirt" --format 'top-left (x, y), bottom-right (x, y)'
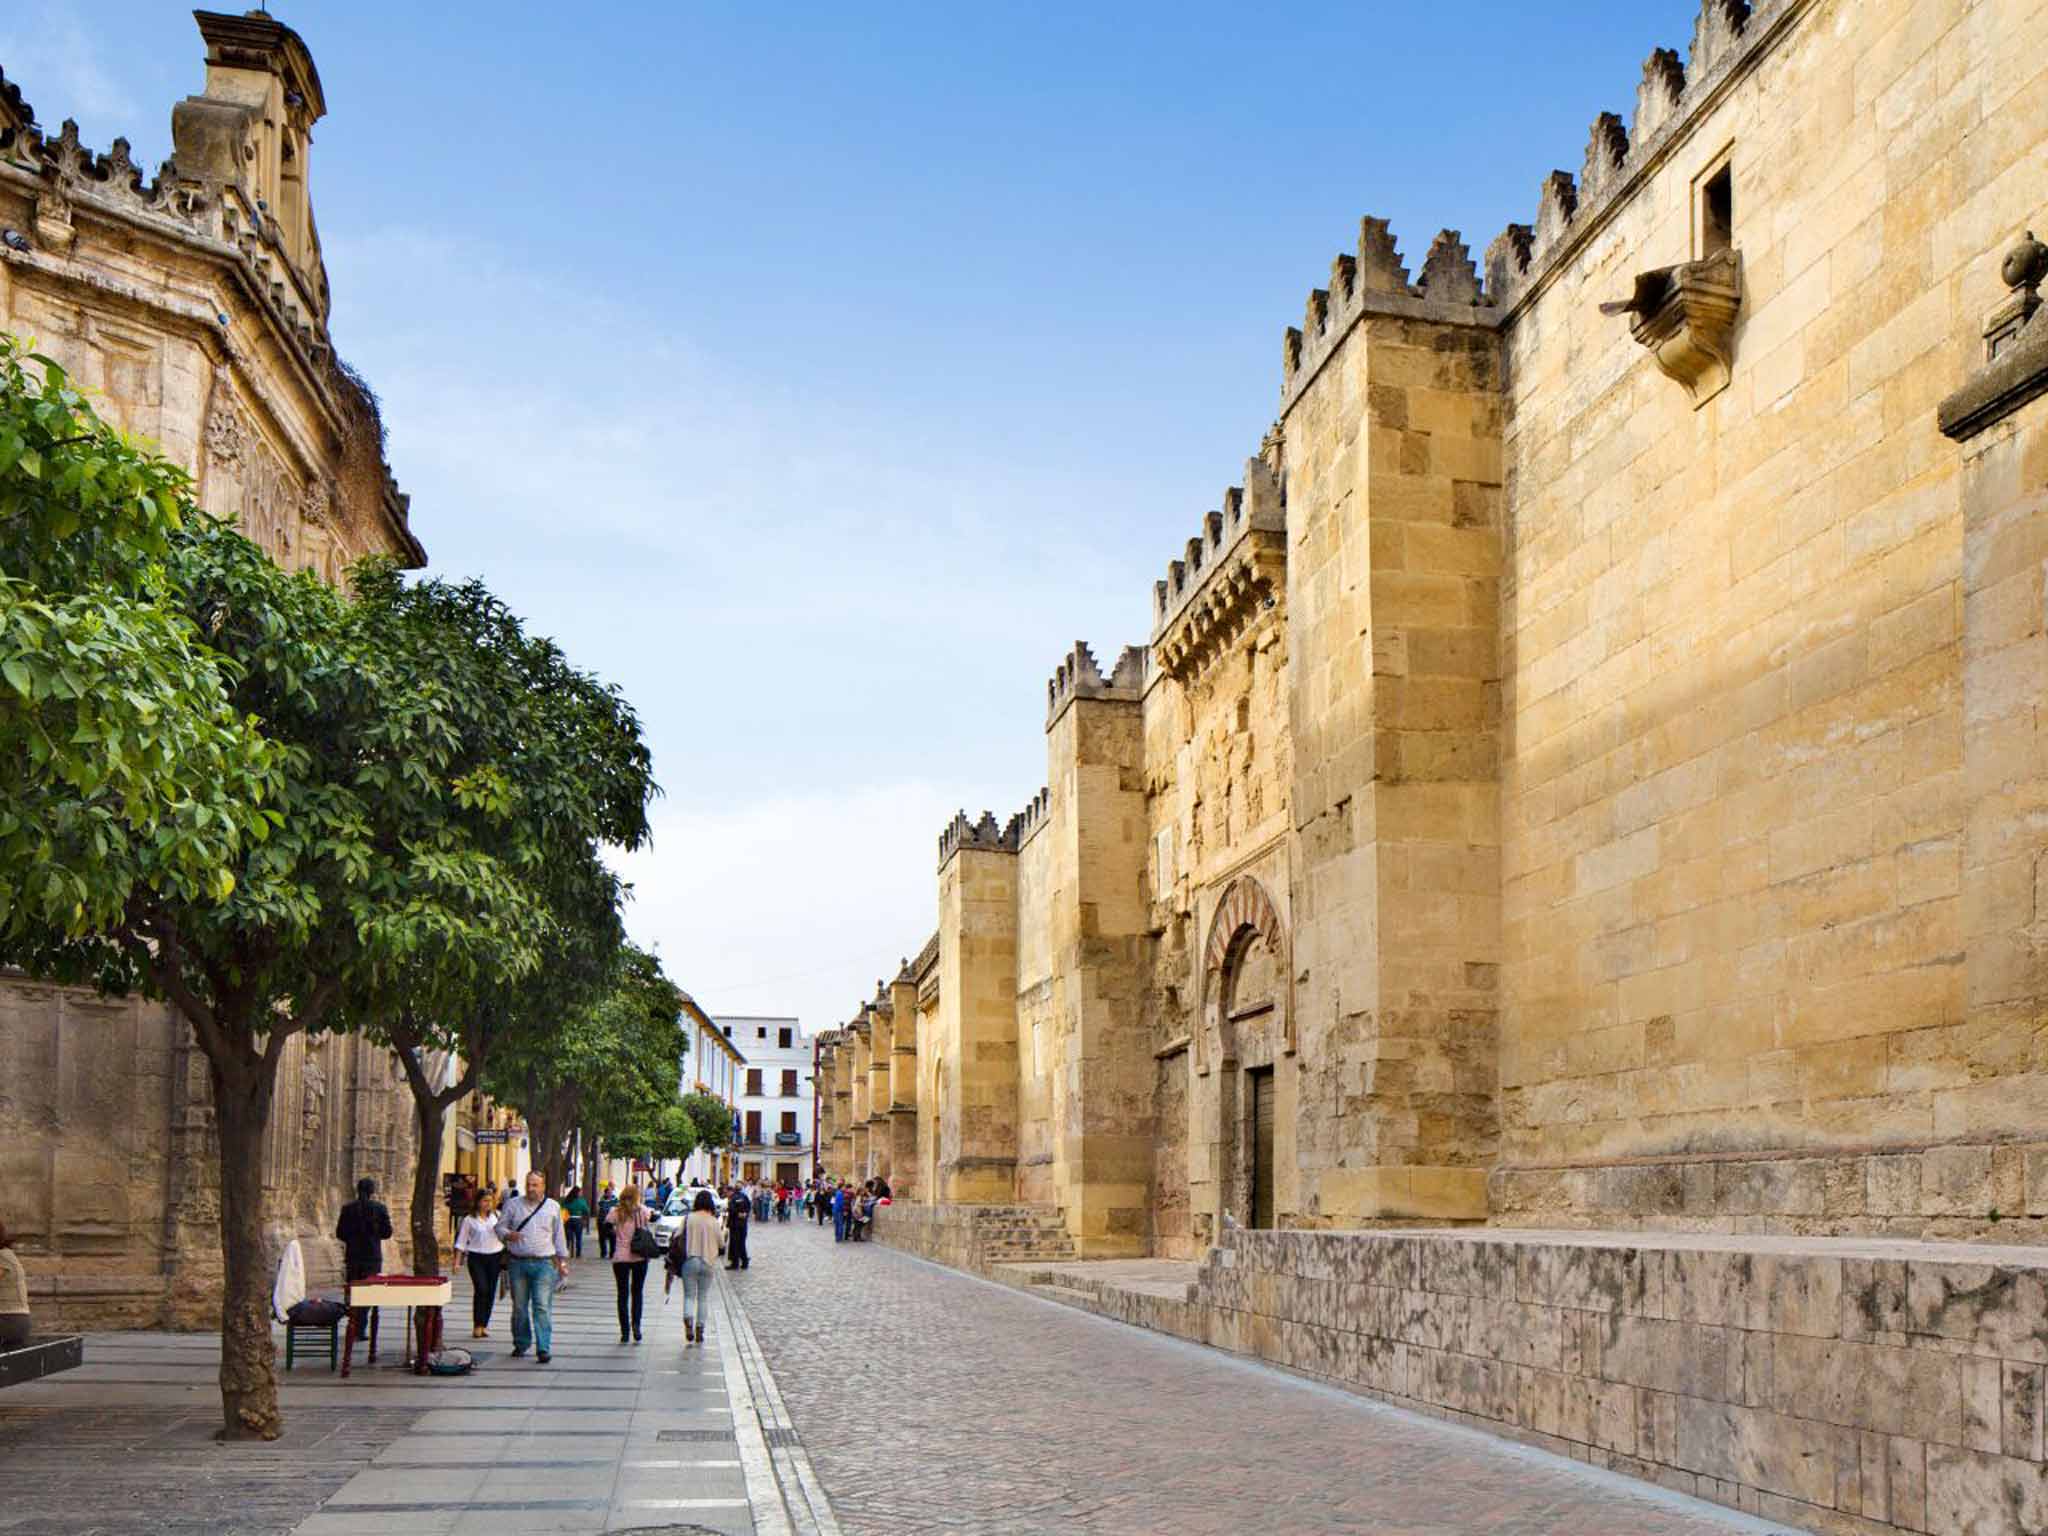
top-left (495, 1170), bottom-right (570, 1363)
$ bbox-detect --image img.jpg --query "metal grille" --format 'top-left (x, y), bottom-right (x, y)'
top-left (761, 1426), bottom-right (803, 1448)
top-left (656, 1428), bottom-right (736, 1443)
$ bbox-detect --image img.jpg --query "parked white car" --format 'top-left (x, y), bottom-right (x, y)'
top-left (651, 1189), bottom-right (723, 1251)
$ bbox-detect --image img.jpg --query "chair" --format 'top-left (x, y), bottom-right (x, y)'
top-left (283, 1308), bottom-right (341, 1372)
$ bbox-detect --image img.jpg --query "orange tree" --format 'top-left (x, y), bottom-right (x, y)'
top-left (0, 338), bottom-right (621, 1439)
top-left (337, 570), bottom-right (655, 1277)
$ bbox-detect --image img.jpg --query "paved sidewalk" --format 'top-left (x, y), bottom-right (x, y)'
top-left (0, 1255), bottom-right (825, 1536)
top-left (726, 1220), bottom-right (1798, 1536)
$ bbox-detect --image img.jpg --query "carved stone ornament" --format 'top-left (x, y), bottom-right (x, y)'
top-left (298, 477), bottom-right (332, 531)
top-left (204, 397), bottom-right (246, 465)
top-left (33, 184), bottom-right (74, 255)
top-left (1601, 246), bottom-right (1742, 406)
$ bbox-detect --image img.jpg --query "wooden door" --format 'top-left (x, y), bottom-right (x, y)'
top-left (1250, 1066), bottom-right (1276, 1229)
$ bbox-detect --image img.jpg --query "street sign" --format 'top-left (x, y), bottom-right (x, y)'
top-left (474, 1129), bottom-right (511, 1145)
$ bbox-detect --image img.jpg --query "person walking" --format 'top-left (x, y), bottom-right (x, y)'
top-left (563, 1186), bottom-right (590, 1259)
top-left (607, 1184), bottom-right (655, 1345)
top-left (335, 1177), bottom-right (392, 1333)
top-left (595, 1183), bottom-right (619, 1259)
top-left (725, 1183), bottom-right (752, 1270)
top-left (663, 1190), bottom-right (722, 1345)
top-left (0, 1219), bottom-right (31, 1349)
top-left (495, 1170), bottom-right (569, 1364)
top-left (455, 1186), bottom-right (506, 1339)
top-left (832, 1181), bottom-right (850, 1243)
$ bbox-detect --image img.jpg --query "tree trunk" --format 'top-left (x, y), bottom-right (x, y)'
top-left (210, 1055), bottom-right (282, 1441)
top-left (409, 1092), bottom-right (447, 1276)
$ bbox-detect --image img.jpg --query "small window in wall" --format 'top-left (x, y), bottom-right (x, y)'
top-left (780, 1069), bottom-right (798, 1097)
top-left (780, 1111), bottom-right (798, 1134)
top-left (746, 1069), bottom-right (763, 1096)
top-left (757, 1026), bottom-right (766, 1039)
top-left (1696, 151), bottom-right (1734, 258)
top-left (778, 1028), bottom-right (793, 1049)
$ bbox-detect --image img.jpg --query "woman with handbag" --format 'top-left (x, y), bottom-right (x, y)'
top-left (663, 1189), bottom-right (722, 1346)
top-left (608, 1185), bottom-right (657, 1344)
top-left (455, 1187), bottom-right (506, 1339)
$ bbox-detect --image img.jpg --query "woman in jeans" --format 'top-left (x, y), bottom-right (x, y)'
top-left (607, 1185), bottom-right (652, 1344)
top-left (454, 1187), bottom-right (505, 1339)
top-left (663, 1189), bottom-right (722, 1345)
top-left (562, 1186), bottom-right (590, 1259)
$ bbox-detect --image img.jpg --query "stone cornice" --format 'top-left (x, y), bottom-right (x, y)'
top-left (1940, 307), bottom-right (2048, 442)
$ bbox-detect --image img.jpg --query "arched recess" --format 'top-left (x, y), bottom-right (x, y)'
top-left (1198, 874), bottom-right (1291, 1074)
top-left (1198, 874), bottom-right (1291, 1231)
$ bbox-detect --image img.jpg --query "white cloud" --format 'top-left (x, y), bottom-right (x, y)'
top-left (318, 228), bottom-right (1116, 1032)
top-left (612, 780), bottom-right (992, 1035)
top-left (0, 8), bottom-right (139, 143)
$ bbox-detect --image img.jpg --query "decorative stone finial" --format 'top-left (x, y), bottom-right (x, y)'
top-left (1979, 230), bottom-right (2047, 364)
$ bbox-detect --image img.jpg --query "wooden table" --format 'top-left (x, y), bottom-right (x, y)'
top-left (340, 1276), bottom-right (453, 1378)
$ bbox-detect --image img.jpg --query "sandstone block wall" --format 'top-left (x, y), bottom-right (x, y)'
top-left (826, 0), bottom-right (2048, 1257)
top-left (1495, 0), bottom-right (2048, 1225)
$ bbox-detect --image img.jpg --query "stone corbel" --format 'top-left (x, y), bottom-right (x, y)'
top-left (1602, 247), bottom-right (1742, 407)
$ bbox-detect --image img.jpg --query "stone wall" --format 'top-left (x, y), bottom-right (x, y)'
top-left (1008, 1225), bottom-right (2048, 1536)
top-left (0, 14), bottom-right (427, 1331)
top-left (820, 0), bottom-right (2048, 1253)
top-left (1494, 0), bottom-right (2048, 1219)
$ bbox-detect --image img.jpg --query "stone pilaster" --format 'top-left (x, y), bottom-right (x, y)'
top-left (1045, 675), bottom-right (1153, 1255)
top-left (936, 836), bottom-right (1020, 1202)
top-left (1284, 294), bottom-right (1504, 1223)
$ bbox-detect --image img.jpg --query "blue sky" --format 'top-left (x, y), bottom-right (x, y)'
top-left (4, 1), bottom-right (1703, 1032)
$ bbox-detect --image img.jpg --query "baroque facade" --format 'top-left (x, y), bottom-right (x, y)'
top-left (819, 0), bottom-right (2048, 1264)
top-left (0, 12), bottom-right (428, 1328)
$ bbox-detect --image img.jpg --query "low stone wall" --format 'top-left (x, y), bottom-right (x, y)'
top-left (1000, 1227), bottom-right (2048, 1536)
top-left (872, 1202), bottom-right (1075, 1270)
top-left (1491, 1139), bottom-right (2048, 1246)
top-left (870, 1202), bottom-right (982, 1271)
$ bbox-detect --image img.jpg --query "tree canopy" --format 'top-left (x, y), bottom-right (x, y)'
top-left (0, 336), bottom-right (660, 1440)
top-left (0, 335), bottom-right (275, 940)
top-left (331, 570), bottom-right (657, 1270)
top-left (484, 943), bottom-right (689, 1193)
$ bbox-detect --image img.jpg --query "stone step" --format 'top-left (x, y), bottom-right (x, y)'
top-left (1028, 1283), bottom-right (1097, 1307)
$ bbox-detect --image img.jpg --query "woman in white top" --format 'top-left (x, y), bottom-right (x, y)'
top-left (455, 1187), bottom-right (506, 1339)
top-left (662, 1190), bottom-right (723, 1346)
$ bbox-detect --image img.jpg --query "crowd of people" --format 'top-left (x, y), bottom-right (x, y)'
top-left (251, 1163), bottom-right (903, 1374)
top-left (799, 1174), bottom-right (891, 1241)
top-left (433, 1168), bottom-right (839, 1360)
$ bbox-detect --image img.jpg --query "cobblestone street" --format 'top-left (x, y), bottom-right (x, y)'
top-left (728, 1221), bottom-right (1796, 1536)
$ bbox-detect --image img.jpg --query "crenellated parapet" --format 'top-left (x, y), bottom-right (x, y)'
top-left (1281, 0), bottom-right (1795, 414)
top-left (1013, 786), bottom-right (1051, 850)
top-left (1281, 218), bottom-right (1492, 410)
top-left (936, 809), bottom-right (1017, 869)
top-left (1150, 455), bottom-right (1288, 685)
top-left (1482, 0), bottom-right (1786, 315)
top-left (1045, 640), bottom-right (1144, 728)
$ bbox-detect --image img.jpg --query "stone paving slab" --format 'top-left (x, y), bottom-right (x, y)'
top-left (729, 1220), bottom-right (1800, 1536)
top-left (0, 1256), bottom-right (816, 1536)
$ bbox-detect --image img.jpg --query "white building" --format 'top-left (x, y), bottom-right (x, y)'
top-left (719, 1015), bottom-right (813, 1187)
top-left (679, 995), bottom-right (747, 1188)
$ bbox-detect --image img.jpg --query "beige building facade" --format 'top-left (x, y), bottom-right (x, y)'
top-left (819, 0), bottom-right (2048, 1260)
top-left (0, 13), bottom-right (428, 1328)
